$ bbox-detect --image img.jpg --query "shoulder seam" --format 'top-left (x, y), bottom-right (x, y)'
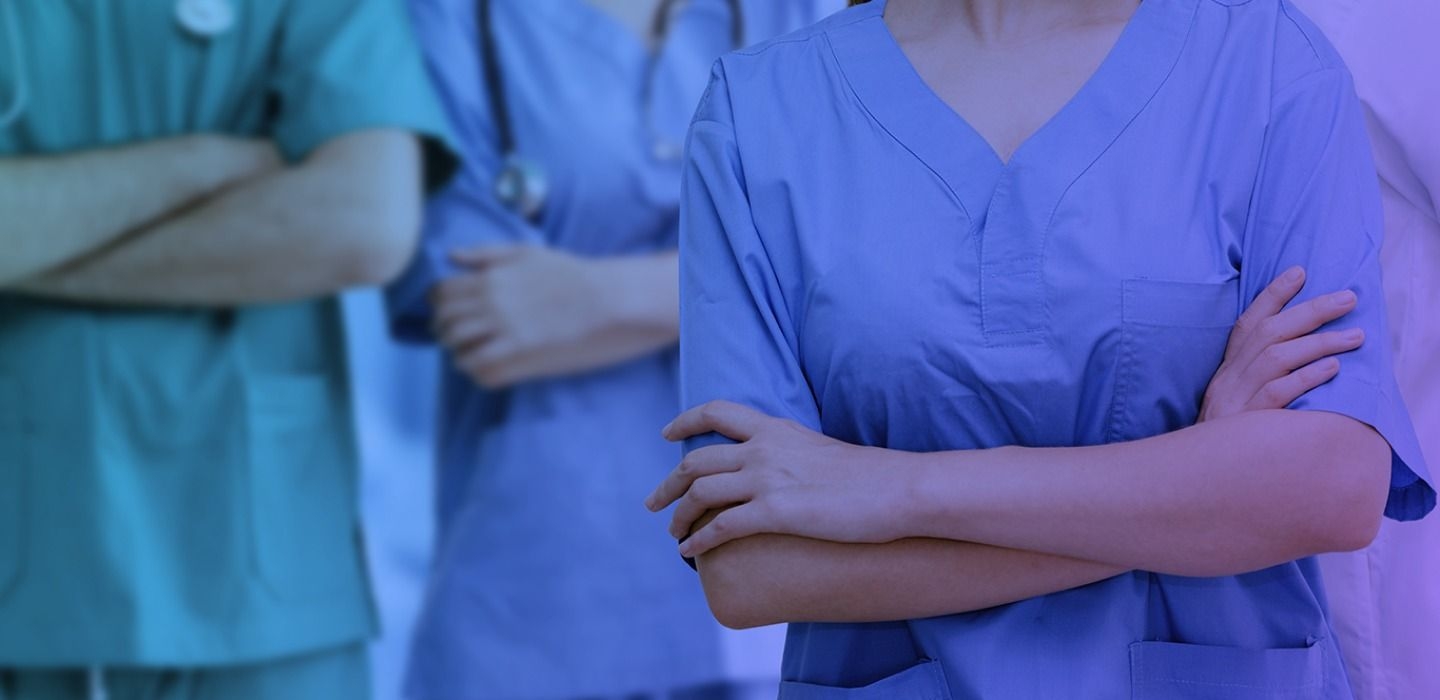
top-left (1277, 0), bottom-right (1327, 69)
top-left (732, 8), bottom-right (877, 58)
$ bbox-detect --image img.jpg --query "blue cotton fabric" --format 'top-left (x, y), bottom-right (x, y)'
top-left (677, 0), bottom-right (1434, 697)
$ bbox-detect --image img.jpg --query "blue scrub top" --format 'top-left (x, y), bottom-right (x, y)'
top-left (388, 1), bottom-right (835, 697)
top-left (0, 0), bottom-right (453, 666)
top-left (678, 0), bottom-right (1435, 698)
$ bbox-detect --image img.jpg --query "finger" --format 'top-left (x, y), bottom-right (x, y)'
top-left (679, 504), bottom-right (764, 558)
top-left (1260, 289), bottom-right (1358, 345)
top-left (661, 400), bottom-right (771, 443)
top-left (1243, 328), bottom-right (1364, 382)
top-left (455, 338), bottom-right (520, 390)
top-left (1230, 267), bottom-right (1306, 352)
top-left (450, 246), bottom-right (526, 269)
top-left (646, 444), bottom-right (744, 512)
top-left (430, 276), bottom-right (490, 321)
top-left (1247, 356), bottom-right (1342, 410)
top-left (669, 473), bottom-right (752, 539)
top-left (437, 315), bottom-right (499, 352)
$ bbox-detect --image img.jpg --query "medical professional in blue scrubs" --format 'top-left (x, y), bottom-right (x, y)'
top-left (648, 0), bottom-right (1436, 697)
top-left (387, 1), bottom-right (834, 698)
top-left (0, 0), bottom-right (453, 698)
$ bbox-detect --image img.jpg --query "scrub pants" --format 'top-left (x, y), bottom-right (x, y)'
top-left (0, 643), bottom-right (369, 700)
top-left (575, 680), bottom-right (773, 700)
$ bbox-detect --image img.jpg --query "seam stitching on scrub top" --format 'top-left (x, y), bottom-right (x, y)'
top-left (818, 28), bottom-right (970, 220)
top-left (1263, 69), bottom-right (1381, 249)
top-left (731, 3), bottom-right (875, 57)
top-left (695, 79), bottom-right (814, 378)
top-left (1276, 0), bottom-right (1330, 70)
top-left (1134, 676), bottom-right (1324, 689)
top-left (1036, 0), bottom-right (1201, 341)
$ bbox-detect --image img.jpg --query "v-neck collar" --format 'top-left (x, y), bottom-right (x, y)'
top-left (828, 0), bottom-right (1199, 345)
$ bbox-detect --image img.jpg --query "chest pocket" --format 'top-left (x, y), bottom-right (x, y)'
top-left (1106, 278), bottom-right (1239, 443)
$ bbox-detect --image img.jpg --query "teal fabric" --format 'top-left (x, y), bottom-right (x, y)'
top-left (0, 0), bottom-right (453, 665)
top-left (0, 643), bottom-right (370, 700)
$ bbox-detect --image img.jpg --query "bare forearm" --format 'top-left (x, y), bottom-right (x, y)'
top-left (697, 533), bottom-right (1123, 629)
top-left (905, 410), bottom-right (1390, 576)
top-left (599, 250), bottom-right (679, 339)
top-left (539, 251), bottom-right (680, 374)
top-left (0, 135), bottom-right (277, 284)
top-left (14, 130), bottom-right (421, 306)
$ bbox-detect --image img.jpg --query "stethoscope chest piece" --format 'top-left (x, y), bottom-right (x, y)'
top-left (495, 154), bottom-right (550, 223)
top-left (176, 0), bottom-right (235, 38)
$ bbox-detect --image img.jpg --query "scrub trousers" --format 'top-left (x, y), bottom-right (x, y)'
top-left (0, 643), bottom-right (368, 700)
top-left (574, 680), bottom-right (774, 700)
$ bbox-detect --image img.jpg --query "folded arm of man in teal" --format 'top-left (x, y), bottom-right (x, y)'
top-left (0, 0), bottom-right (455, 694)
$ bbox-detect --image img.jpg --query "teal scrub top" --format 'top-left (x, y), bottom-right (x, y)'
top-left (0, 0), bottom-right (454, 666)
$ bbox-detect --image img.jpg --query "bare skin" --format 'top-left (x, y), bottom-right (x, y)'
top-left (0, 135), bottom-right (278, 285)
top-left (3, 129), bottom-right (424, 305)
top-left (884, 0), bottom-right (1141, 162)
top-left (432, 247), bottom-right (679, 389)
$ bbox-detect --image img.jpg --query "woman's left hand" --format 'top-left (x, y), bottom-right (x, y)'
top-left (645, 400), bottom-right (913, 557)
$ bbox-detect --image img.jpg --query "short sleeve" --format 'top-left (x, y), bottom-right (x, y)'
top-left (1240, 67), bottom-right (1434, 521)
top-left (679, 62), bottom-right (822, 454)
top-left (384, 0), bottom-right (543, 344)
top-left (268, 0), bottom-right (458, 188)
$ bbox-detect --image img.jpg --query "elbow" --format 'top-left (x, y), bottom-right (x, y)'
top-left (1309, 420), bottom-right (1390, 553)
top-left (340, 201), bottom-right (423, 287)
top-left (696, 545), bottom-right (783, 630)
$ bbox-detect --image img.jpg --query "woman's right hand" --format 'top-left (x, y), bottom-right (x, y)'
top-left (1198, 267), bottom-right (1365, 422)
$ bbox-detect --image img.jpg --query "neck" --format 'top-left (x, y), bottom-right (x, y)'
top-left (884, 0), bottom-right (1139, 43)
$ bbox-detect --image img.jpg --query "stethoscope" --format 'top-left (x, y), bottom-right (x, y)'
top-left (479, 0), bottom-right (745, 222)
top-left (0, 0), bottom-right (236, 130)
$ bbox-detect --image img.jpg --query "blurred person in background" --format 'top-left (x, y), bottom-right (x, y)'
top-left (0, 0), bottom-right (453, 698)
top-left (1288, 1), bottom-right (1440, 697)
top-left (387, 1), bottom-right (834, 698)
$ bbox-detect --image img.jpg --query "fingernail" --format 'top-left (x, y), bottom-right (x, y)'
top-left (1344, 328), bottom-right (1365, 343)
top-left (1321, 357), bottom-right (1341, 372)
top-left (1333, 290), bottom-right (1357, 307)
top-left (1284, 266), bottom-right (1304, 283)
top-left (679, 541), bottom-right (695, 557)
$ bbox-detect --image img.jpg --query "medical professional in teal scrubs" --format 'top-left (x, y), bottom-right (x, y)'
top-left (388, 1), bottom-right (832, 698)
top-left (0, 0), bottom-right (453, 697)
top-left (647, 0), bottom-right (1435, 698)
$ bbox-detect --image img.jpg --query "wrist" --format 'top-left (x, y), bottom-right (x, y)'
top-left (892, 447), bottom-right (987, 540)
top-left (880, 447), bottom-right (944, 539)
top-left (590, 254), bottom-right (677, 333)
